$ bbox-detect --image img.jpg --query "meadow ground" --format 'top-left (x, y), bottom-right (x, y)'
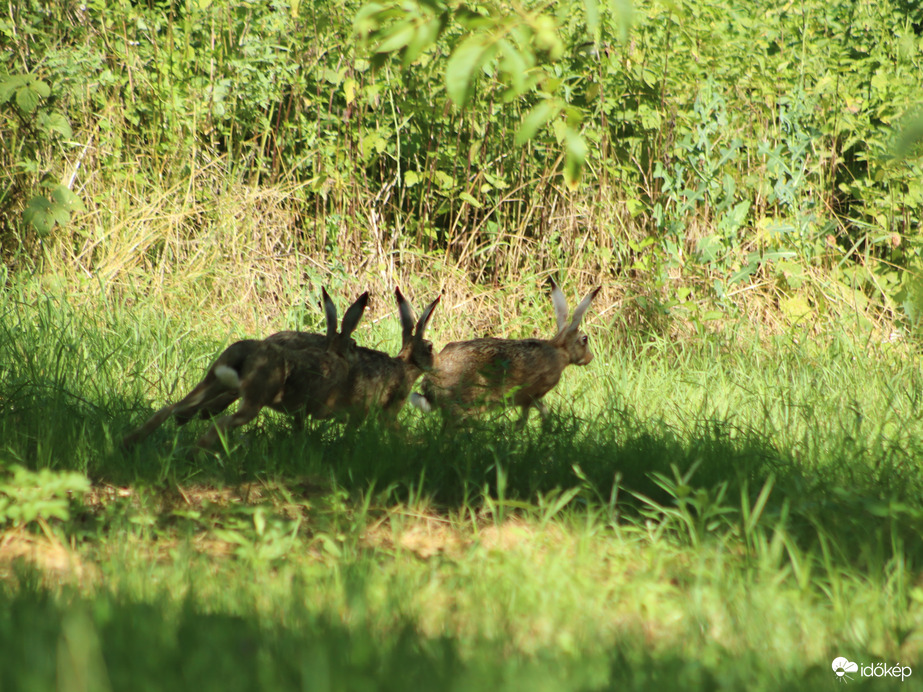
top-left (2, 275), bottom-right (923, 691)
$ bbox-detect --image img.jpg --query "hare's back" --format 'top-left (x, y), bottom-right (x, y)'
top-left (251, 343), bottom-right (347, 414)
top-left (352, 347), bottom-right (403, 380)
top-left (264, 330), bottom-right (326, 350)
top-left (438, 337), bottom-right (553, 367)
top-left (349, 347), bottom-right (405, 395)
top-left (434, 338), bottom-right (561, 389)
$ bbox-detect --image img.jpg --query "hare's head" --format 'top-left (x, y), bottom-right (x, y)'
top-left (548, 279), bottom-right (601, 366)
top-left (322, 287), bottom-right (369, 363)
top-left (395, 287), bottom-right (440, 372)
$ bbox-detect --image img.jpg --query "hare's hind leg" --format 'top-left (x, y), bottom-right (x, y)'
top-left (176, 339), bottom-right (260, 425)
top-left (194, 350), bottom-right (289, 451)
top-left (122, 377), bottom-right (222, 449)
top-left (176, 389), bottom-right (239, 424)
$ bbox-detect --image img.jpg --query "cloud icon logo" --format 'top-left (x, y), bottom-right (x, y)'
top-left (832, 657), bottom-right (859, 680)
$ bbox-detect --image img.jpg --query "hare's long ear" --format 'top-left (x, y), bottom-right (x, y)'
top-left (549, 277), bottom-right (569, 334)
top-left (321, 287), bottom-right (338, 341)
top-left (340, 291), bottom-right (369, 339)
top-left (395, 287), bottom-right (415, 346)
top-left (414, 295), bottom-right (440, 340)
top-left (566, 286), bottom-right (602, 334)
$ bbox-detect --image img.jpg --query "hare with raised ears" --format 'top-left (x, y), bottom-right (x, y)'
top-left (326, 287), bottom-right (440, 425)
top-left (191, 288), bottom-right (368, 450)
top-left (121, 289), bottom-right (368, 450)
top-left (413, 279), bottom-right (600, 429)
top-left (154, 301), bottom-right (346, 429)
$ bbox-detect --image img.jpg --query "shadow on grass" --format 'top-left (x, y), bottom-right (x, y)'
top-left (0, 574), bottom-right (889, 692)
top-left (4, 370), bottom-right (923, 572)
top-left (99, 397), bottom-right (923, 570)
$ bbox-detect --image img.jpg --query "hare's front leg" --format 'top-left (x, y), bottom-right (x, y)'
top-left (515, 398), bottom-right (549, 431)
top-left (515, 404), bottom-right (533, 430)
top-left (194, 397), bottom-right (265, 451)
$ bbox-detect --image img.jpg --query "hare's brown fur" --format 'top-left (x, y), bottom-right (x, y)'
top-left (325, 288), bottom-right (439, 424)
top-left (122, 289), bottom-right (367, 450)
top-left (418, 280), bottom-right (600, 428)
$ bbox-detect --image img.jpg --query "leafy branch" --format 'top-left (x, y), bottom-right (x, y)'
top-left (0, 72), bottom-right (84, 238)
top-left (354, 0), bottom-right (626, 187)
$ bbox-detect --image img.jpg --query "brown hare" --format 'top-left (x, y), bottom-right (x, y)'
top-left (413, 279), bottom-right (600, 429)
top-left (324, 287), bottom-right (440, 425)
top-left (121, 289), bottom-right (368, 450)
top-left (157, 302), bottom-right (346, 427)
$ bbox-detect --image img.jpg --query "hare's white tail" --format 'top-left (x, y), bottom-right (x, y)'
top-left (214, 365), bottom-right (242, 390)
top-left (408, 392), bottom-right (433, 413)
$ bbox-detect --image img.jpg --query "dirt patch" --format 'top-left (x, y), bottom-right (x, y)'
top-left (363, 512), bottom-right (563, 560)
top-left (0, 528), bottom-right (96, 583)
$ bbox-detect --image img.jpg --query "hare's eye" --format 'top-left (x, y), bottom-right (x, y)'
top-left (580, 335), bottom-right (589, 346)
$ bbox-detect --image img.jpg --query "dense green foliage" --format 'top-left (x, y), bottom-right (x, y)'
top-left (2, 0), bottom-right (922, 323)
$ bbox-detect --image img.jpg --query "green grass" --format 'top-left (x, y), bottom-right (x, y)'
top-left (2, 276), bottom-right (923, 690)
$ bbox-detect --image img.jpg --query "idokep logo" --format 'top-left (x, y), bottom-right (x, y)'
top-left (832, 658), bottom-right (858, 682)
top-left (832, 657), bottom-right (912, 683)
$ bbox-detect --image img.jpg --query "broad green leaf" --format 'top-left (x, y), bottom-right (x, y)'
top-left (552, 118), bottom-right (567, 144)
top-left (484, 172), bottom-right (508, 190)
top-left (23, 196), bottom-right (57, 235)
top-left (16, 85), bottom-right (42, 113)
top-left (780, 295), bottom-right (811, 322)
top-left (895, 113), bottom-right (923, 158)
top-left (729, 263), bottom-right (757, 285)
top-left (870, 72), bottom-right (889, 95)
top-left (454, 6), bottom-right (492, 30)
top-left (515, 100), bottom-right (561, 146)
top-left (434, 171), bottom-right (454, 189)
top-left (583, 0), bottom-right (600, 38)
top-left (374, 20), bottom-right (415, 53)
top-left (637, 104), bottom-right (662, 130)
top-left (696, 235), bottom-right (724, 264)
top-left (775, 260), bottom-right (804, 289)
top-left (344, 78), bottom-right (358, 105)
top-left (625, 198), bottom-right (645, 217)
top-left (458, 191), bottom-right (482, 208)
top-left (50, 185), bottom-right (85, 213)
top-left (353, 2), bottom-right (385, 33)
top-left (533, 16), bottom-right (563, 59)
top-left (31, 79), bottom-right (51, 98)
top-left (404, 16), bottom-right (443, 67)
top-left (498, 40), bottom-right (530, 96)
top-left (40, 112), bottom-right (72, 139)
top-left (404, 170), bottom-right (421, 187)
top-left (719, 199), bottom-right (750, 233)
top-left (563, 105), bottom-right (584, 128)
top-left (610, 0), bottom-right (634, 42)
top-left (360, 132), bottom-right (386, 160)
top-left (563, 127), bottom-right (587, 188)
top-left (0, 75), bottom-right (26, 104)
top-left (446, 36), bottom-right (486, 106)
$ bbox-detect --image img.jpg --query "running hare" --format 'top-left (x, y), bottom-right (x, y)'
top-left (326, 287), bottom-right (439, 425)
top-left (121, 289), bottom-right (368, 449)
top-left (413, 279), bottom-right (600, 428)
top-left (159, 302), bottom-right (346, 427)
